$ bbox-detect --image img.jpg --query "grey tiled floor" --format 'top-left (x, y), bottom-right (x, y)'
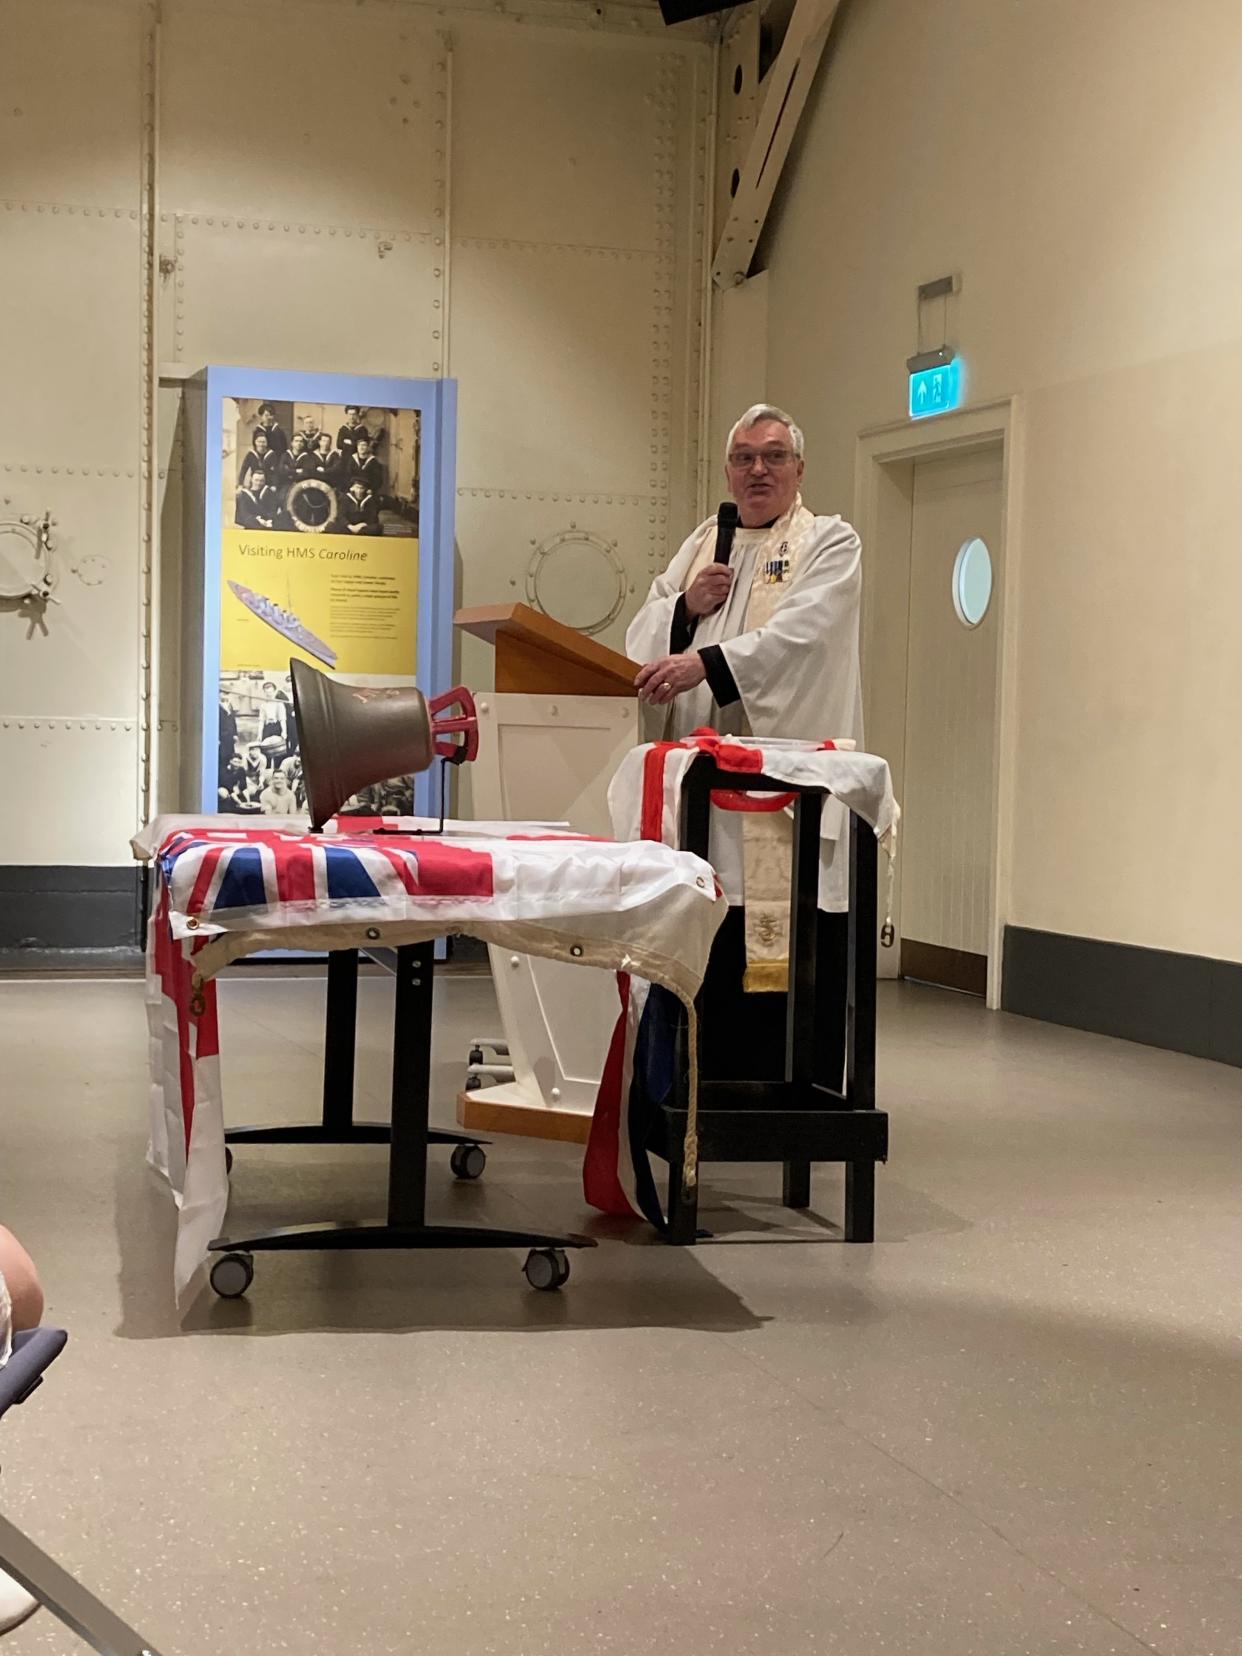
top-left (0, 971), bottom-right (1239, 1656)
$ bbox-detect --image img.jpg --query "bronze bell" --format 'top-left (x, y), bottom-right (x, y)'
top-left (290, 657), bottom-right (478, 832)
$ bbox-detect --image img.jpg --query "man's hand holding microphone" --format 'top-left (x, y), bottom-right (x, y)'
top-left (684, 563), bottom-right (733, 618)
top-left (635, 566), bottom-right (733, 705)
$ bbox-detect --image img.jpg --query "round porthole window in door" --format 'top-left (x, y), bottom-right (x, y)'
top-left (952, 536), bottom-right (993, 628)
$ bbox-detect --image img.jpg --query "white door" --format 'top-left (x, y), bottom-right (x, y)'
top-left (900, 446), bottom-right (1002, 994)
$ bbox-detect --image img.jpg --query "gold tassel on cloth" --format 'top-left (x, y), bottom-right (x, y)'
top-left (679, 1001), bottom-right (701, 1193)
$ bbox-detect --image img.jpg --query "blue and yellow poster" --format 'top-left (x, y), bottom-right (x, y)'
top-left (214, 394), bottom-right (422, 816)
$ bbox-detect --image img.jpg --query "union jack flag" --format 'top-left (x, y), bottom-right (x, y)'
top-left (158, 823), bottom-right (494, 933)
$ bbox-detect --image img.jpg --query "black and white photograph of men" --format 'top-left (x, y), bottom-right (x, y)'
top-left (308, 430), bottom-right (342, 484)
top-left (336, 405), bottom-right (370, 460)
top-left (217, 669), bottom-right (304, 816)
top-left (253, 402), bottom-right (289, 457)
top-left (237, 428), bottom-right (279, 486)
top-left (347, 435), bottom-right (384, 493)
top-left (222, 398), bottom-right (421, 538)
top-left (217, 667), bottom-right (413, 818)
top-left (278, 432), bottom-right (311, 486)
top-left (234, 466), bottom-right (279, 530)
top-left (339, 477), bottom-right (379, 535)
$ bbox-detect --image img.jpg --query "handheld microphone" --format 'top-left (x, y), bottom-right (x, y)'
top-left (713, 500), bottom-right (740, 565)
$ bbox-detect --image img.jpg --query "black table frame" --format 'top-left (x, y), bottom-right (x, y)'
top-left (209, 940), bottom-right (595, 1275)
top-left (651, 758), bottom-right (889, 1244)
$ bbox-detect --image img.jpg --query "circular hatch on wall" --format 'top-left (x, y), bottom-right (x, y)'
top-left (0, 519), bottom-right (50, 600)
top-left (525, 528), bottom-right (627, 637)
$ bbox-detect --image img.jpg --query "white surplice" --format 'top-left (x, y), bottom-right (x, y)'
top-left (625, 496), bottom-right (863, 914)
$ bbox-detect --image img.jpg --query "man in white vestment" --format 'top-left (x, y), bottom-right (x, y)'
top-left (625, 403), bottom-right (863, 1086)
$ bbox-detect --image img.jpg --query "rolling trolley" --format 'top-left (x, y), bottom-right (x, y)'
top-left (209, 941), bottom-right (595, 1296)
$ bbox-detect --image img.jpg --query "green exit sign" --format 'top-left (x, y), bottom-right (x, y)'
top-left (908, 354), bottom-right (962, 419)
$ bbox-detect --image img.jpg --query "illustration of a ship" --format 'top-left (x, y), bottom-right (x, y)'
top-left (227, 580), bottom-right (338, 668)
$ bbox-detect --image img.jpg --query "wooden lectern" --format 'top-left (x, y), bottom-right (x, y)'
top-left (455, 603), bottom-right (639, 699)
top-left (453, 604), bottom-right (642, 1142)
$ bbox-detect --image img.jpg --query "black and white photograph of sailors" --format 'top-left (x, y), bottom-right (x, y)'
top-left (224, 398), bottom-right (421, 537)
top-left (236, 428), bottom-right (279, 488)
top-left (217, 670), bottom-right (306, 816)
top-left (341, 476), bottom-right (379, 534)
top-left (336, 405), bottom-right (370, 461)
top-left (217, 667), bottom-right (414, 819)
top-left (234, 465), bottom-right (280, 531)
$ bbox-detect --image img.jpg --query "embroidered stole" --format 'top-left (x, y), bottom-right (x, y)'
top-left (684, 497), bottom-right (819, 991)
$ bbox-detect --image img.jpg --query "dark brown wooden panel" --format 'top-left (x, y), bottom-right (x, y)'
top-left (900, 938), bottom-right (987, 997)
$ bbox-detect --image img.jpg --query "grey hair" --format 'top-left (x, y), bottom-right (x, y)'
top-left (726, 403), bottom-right (804, 459)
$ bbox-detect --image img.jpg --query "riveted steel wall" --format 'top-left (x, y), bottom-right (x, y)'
top-left (0, 0), bottom-right (712, 863)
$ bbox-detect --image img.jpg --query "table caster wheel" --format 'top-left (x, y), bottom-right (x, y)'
top-left (468, 1045), bottom-right (484, 1065)
top-left (451, 1143), bottom-right (487, 1181)
top-left (224, 1146), bottom-right (234, 1175)
top-left (523, 1248), bottom-right (570, 1291)
top-left (210, 1251), bottom-right (254, 1299)
top-left (464, 1074), bottom-right (481, 1092)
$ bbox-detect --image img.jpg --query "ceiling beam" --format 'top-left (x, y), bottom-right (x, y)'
top-left (711, 0), bottom-right (840, 290)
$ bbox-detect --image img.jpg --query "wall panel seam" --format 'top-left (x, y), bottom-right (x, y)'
top-left (0, 462), bottom-right (141, 477)
top-left (159, 211), bottom-right (442, 242)
top-left (2, 199), bottom-right (140, 219)
top-left (0, 717), bottom-right (139, 729)
top-left (453, 236), bottom-right (671, 261)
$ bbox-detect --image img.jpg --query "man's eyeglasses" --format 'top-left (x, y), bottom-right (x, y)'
top-left (726, 447), bottom-right (798, 471)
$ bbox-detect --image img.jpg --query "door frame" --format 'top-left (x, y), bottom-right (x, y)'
top-left (852, 397), bottom-right (1024, 1009)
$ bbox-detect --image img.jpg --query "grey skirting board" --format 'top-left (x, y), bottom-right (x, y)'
top-left (1002, 925), bottom-right (1242, 1069)
top-left (0, 866), bottom-right (143, 966)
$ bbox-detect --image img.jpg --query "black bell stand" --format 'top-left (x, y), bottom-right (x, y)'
top-left (209, 941), bottom-right (596, 1295)
top-left (364, 754), bottom-right (452, 837)
top-left (653, 757), bottom-right (889, 1245)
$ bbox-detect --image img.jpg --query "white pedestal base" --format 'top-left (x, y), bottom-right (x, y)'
top-left (458, 691), bottom-right (637, 1139)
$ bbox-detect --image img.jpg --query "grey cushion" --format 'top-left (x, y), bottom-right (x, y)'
top-left (0, 1329), bottom-right (67, 1420)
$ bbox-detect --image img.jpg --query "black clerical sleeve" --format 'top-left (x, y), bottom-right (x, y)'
top-left (669, 594), bottom-right (697, 653)
top-left (697, 643), bottom-right (741, 709)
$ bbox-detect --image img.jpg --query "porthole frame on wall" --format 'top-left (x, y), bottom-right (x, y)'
top-left (525, 528), bottom-right (627, 638)
top-left (0, 512), bottom-right (57, 603)
top-left (952, 535), bottom-right (993, 629)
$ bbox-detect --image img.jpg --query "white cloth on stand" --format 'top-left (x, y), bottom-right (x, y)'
top-left (608, 737), bottom-right (899, 855)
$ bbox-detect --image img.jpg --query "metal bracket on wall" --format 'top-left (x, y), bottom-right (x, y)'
top-left (0, 510), bottom-right (59, 636)
top-left (711, 0), bottom-right (842, 291)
